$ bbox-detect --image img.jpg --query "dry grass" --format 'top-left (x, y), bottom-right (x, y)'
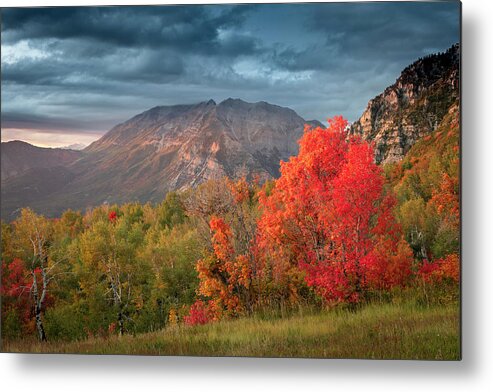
top-left (2, 301), bottom-right (460, 360)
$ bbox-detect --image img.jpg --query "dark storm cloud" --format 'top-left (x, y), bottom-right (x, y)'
top-left (267, 2), bottom-right (459, 72)
top-left (1, 5), bottom-right (262, 88)
top-left (1, 112), bottom-right (103, 133)
top-left (0, 2), bottom-right (460, 147)
top-left (1, 5), bottom-right (258, 55)
top-left (3, 47), bottom-right (186, 85)
top-left (311, 2), bottom-right (459, 57)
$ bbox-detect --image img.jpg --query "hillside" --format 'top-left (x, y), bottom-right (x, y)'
top-left (0, 141), bottom-right (82, 182)
top-left (385, 102), bottom-right (460, 262)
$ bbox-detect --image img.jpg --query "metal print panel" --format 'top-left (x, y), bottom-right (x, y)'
top-left (0, 1), bottom-right (461, 359)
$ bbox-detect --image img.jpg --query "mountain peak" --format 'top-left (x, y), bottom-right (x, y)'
top-left (143, 99), bottom-right (216, 114)
top-left (219, 98), bottom-right (246, 106)
top-left (218, 98), bottom-right (293, 114)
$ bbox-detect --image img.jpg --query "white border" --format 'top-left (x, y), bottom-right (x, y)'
top-left (2, 0), bottom-right (492, 391)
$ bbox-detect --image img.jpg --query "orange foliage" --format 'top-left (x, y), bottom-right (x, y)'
top-left (430, 172), bottom-right (459, 228)
top-left (193, 216), bottom-right (252, 322)
top-left (418, 253), bottom-right (460, 284)
top-left (228, 176), bottom-right (251, 204)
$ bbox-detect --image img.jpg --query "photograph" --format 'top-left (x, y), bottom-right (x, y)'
top-left (1, 1), bottom-right (461, 359)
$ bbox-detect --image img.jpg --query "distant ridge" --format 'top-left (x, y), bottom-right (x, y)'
top-left (1, 140), bottom-right (82, 182)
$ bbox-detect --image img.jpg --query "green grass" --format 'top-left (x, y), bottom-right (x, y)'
top-left (3, 301), bottom-right (460, 360)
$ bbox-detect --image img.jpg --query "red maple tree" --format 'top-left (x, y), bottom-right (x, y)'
top-left (257, 116), bottom-right (413, 303)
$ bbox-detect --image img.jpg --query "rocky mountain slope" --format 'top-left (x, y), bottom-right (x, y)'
top-left (1, 141), bottom-right (82, 182)
top-left (1, 99), bottom-right (321, 219)
top-left (350, 43), bottom-right (459, 164)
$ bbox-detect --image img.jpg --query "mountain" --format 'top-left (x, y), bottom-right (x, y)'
top-left (84, 98), bottom-right (321, 185)
top-left (1, 99), bottom-right (321, 219)
top-left (1, 141), bottom-right (82, 182)
top-left (350, 43), bottom-right (459, 164)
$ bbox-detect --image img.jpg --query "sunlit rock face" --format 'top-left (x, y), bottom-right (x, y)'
top-left (350, 43), bottom-right (459, 164)
top-left (83, 98), bottom-right (321, 192)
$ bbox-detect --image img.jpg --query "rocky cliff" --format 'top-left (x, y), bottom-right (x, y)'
top-left (350, 43), bottom-right (459, 164)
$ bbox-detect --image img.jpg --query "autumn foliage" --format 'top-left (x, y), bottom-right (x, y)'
top-left (191, 216), bottom-right (251, 324)
top-left (1, 113), bottom-right (459, 338)
top-left (108, 210), bottom-right (118, 223)
top-left (183, 300), bottom-right (213, 325)
top-left (257, 116), bottom-right (413, 303)
top-left (418, 253), bottom-right (460, 284)
top-left (386, 105), bottom-right (460, 292)
top-left (1, 258), bottom-right (34, 333)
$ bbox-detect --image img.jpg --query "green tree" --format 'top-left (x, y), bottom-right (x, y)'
top-left (78, 210), bottom-right (149, 336)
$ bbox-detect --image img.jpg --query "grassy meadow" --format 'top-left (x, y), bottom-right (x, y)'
top-left (3, 301), bottom-right (460, 360)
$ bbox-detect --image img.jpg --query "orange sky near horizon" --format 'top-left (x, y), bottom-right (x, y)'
top-left (1, 128), bottom-right (104, 148)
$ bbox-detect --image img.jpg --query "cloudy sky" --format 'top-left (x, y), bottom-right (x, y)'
top-left (1, 1), bottom-right (460, 148)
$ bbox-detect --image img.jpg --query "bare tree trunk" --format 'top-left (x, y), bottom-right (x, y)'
top-left (117, 306), bottom-right (125, 337)
top-left (110, 281), bottom-right (125, 336)
top-left (354, 218), bottom-right (362, 298)
top-left (25, 211), bottom-right (56, 343)
top-left (35, 304), bottom-right (47, 342)
top-left (31, 269), bottom-right (47, 342)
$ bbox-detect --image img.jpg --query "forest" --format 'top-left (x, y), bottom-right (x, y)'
top-left (1, 114), bottom-right (460, 356)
